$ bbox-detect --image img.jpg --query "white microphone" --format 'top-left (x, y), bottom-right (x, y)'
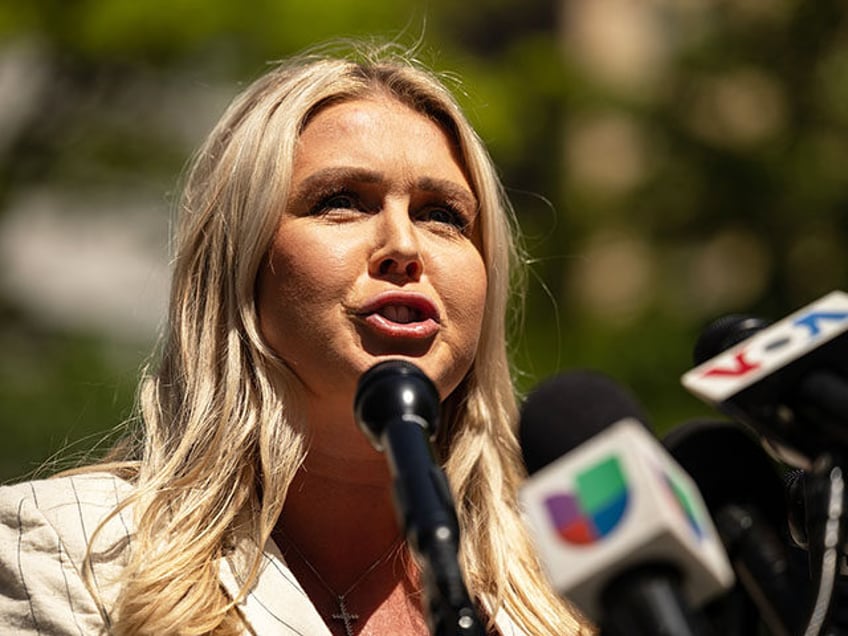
top-left (518, 371), bottom-right (734, 634)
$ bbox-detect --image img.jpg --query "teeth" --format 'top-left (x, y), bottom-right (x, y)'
top-left (380, 305), bottom-right (420, 324)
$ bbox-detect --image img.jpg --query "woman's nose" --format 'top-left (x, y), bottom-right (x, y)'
top-left (369, 204), bottom-right (422, 281)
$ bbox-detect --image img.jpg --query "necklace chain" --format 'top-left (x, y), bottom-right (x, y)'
top-left (280, 531), bottom-right (403, 636)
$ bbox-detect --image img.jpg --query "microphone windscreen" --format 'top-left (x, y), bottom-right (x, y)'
top-left (354, 359), bottom-right (440, 450)
top-left (519, 369), bottom-right (649, 475)
top-left (663, 420), bottom-right (786, 528)
top-left (692, 315), bottom-right (770, 365)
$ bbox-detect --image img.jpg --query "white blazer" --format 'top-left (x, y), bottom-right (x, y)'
top-left (0, 473), bottom-right (527, 635)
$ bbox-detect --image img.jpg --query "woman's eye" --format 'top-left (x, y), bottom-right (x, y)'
top-left (423, 207), bottom-right (468, 232)
top-left (310, 191), bottom-right (359, 215)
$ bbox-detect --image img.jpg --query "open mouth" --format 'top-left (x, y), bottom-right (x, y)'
top-left (357, 293), bottom-right (440, 339)
top-left (378, 304), bottom-right (424, 324)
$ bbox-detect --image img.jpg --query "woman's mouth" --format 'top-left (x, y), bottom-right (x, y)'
top-left (379, 304), bottom-right (422, 324)
top-left (356, 293), bottom-right (440, 339)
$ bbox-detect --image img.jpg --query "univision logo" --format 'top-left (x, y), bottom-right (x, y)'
top-left (661, 469), bottom-right (704, 541)
top-left (544, 455), bottom-right (628, 545)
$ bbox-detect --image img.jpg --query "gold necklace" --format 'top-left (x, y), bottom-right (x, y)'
top-left (281, 533), bottom-right (404, 636)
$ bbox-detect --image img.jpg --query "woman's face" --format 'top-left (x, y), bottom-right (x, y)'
top-left (257, 96), bottom-right (488, 407)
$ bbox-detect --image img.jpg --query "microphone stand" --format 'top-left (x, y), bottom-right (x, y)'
top-left (417, 529), bottom-right (485, 636)
top-left (600, 564), bottom-right (716, 636)
top-left (800, 455), bottom-right (848, 636)
top-left (355, 361), bottom-right (485, 636)
top-left (382, 416), bottom-right (485, 636)
top-left (791, 372), bottom-right (848, 635)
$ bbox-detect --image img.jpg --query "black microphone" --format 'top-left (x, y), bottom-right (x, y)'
top-left (354, 360), bottom-right (483, 636)
top-left (683, 290), bottom-right (848, 468)
top-left (682, 291), bottom-right (848, 634)
top-left (519, 369), bottom-right (650, 475)
top-left (664, 419), bottom-right (807, 636)
top-left (785, 468), bottom-right (848, 635)
top-left (518, 370), bottom-right (733, 636)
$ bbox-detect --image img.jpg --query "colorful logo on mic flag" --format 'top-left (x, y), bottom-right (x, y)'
top-left (544, 455), bottom-right (628, 545)
top-left (661, 470), bottom-right (704, 541)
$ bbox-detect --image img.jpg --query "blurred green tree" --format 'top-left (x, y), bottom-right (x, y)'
top-left (1, 0), bottom-right (846, 481)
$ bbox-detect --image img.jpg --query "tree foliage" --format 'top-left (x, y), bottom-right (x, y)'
top-left (1, 0), bottom-right (847, 480)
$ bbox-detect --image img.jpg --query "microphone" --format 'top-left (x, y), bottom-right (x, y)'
top-left (681, 290), bottom-right (848, 468)
top-left (518, 370), bottom-right (734, 635)
top-left (785, 468), bottom-right (848, 635)
top-left (681, 291), bottom-right (848, 634)
top-left (664, 419), bottom-right (807, 636)
top-left (354, 359), bottom-right (483, 636)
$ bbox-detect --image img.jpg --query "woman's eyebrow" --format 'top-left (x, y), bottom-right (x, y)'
top-left (416, 177), bottom-right (478, 212)
top-left (290, 168), bottom-right (478, 213)
top-left (291, 167), bottom-right (384, 199)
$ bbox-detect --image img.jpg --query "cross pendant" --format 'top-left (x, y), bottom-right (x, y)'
top-left (331, 596), bottom-right (359, 636)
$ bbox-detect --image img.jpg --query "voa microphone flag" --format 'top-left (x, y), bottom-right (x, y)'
top-left (681, 290), bottom-right (848, 467)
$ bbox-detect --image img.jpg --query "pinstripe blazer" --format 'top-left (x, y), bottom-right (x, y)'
top-left (0, 473), bottom-right (527, 635)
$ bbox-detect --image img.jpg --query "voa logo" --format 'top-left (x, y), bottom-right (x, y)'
top-left (699, 309), bottom-right (848, 381)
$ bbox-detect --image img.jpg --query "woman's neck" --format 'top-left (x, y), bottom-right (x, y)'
top-left (274, 395), bottom-right (402, 586)
top-left (274, 448), bottom-right (429, 634)
top-left (269, 395), bottom-right (434, 634)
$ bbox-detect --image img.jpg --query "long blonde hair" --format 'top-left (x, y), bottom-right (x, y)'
top-left (84, 42), bottom-right (589, 635)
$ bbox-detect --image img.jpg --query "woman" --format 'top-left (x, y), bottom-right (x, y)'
top-left (0, 43), bottom-right (590, 635)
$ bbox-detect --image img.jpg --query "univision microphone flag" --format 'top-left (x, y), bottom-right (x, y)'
top-left (519, 419), bottom-right (733, 620)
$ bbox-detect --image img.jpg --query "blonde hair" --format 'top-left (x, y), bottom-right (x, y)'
top-left (82, 43), bottom-right (589, 635)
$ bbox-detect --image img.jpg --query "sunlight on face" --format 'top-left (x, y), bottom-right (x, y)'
top-left (256, 96), bottom-right (487, 411)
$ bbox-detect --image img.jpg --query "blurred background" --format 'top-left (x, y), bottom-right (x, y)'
top-left (1, 0), bottom-right (846, 482)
